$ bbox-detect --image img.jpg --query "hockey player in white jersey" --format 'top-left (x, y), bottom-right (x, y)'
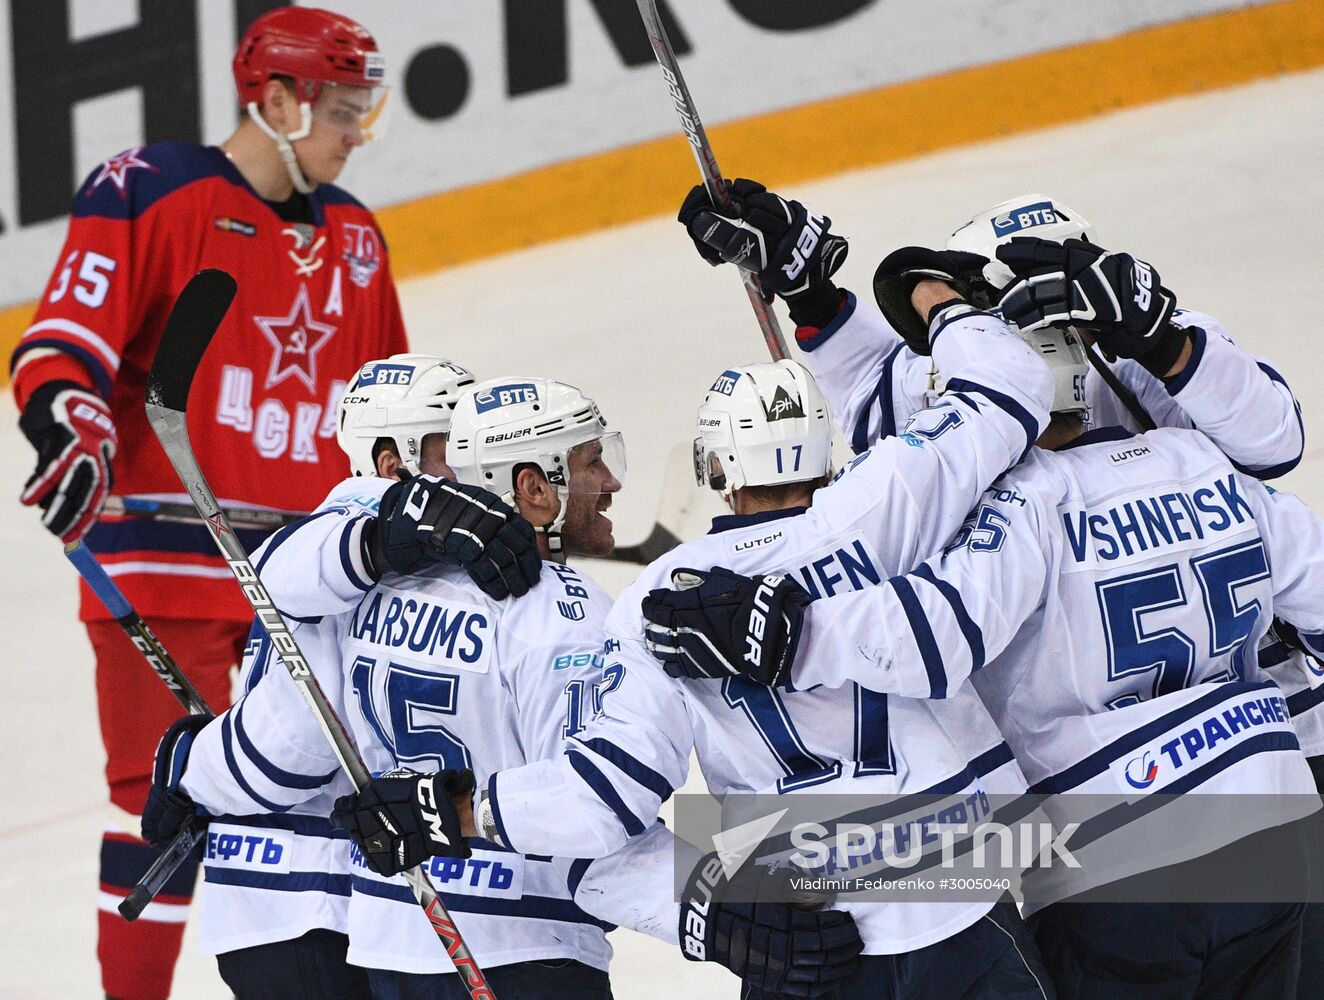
top-left (678, 179), bottom-right (1319, 997)
top-left (642, 340), bottom-right (1324, 998)
top-left (337, 275), bottom-right (1064, 996)
top-left (140, 354), bottom-right (543, 998)
top-left (156, 369), bottom-right (864, 998)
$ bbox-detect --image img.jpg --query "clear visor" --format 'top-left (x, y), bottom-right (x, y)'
top-left (567, 432), bottom-right (627, 494)
top-left (312, 83), bottom-right (392, 142)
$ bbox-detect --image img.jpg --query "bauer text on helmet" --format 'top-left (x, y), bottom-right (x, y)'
top-left (447, 377), bottom-right (626, 556)
top-left (695, 360), bottom-right (833, 499)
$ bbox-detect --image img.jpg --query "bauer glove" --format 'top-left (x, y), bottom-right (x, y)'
top-left (642, 567), bottom-right (811, 686)
top-left (367, 476), bottom-right (542, 600)
top-left (872, 246), bottom-right (990, 356)
top-left (142, 714), bottom-right (211, 853)
top-left (996, 237), bottom-right (1186, 376)
top-left (19, 380), bottom-right (116, 543)
top-left (680, 851), bottom-right (863, 996)
top-left (331, 768), bottom-right (474, 877)
top-left (678, 179), bottom-right (848, 323)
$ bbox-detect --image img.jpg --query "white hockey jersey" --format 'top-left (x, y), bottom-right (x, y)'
top-left (485, 305), bottom-right (1055, 955)
top-left (799, 292), bottom-right (1303, 480)
top-left (183, 474), bottom-right (693, 971)
top-left (799, 291), bottom-right (1321, 760)
top-left (181, 477), bottom-right (380, 955)
top-left (792, 426), bottom-right (1323, 904)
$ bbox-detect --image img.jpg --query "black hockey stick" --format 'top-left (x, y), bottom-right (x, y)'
top-left (104, 495), bottom-right (302, 529)
top-left (635, 0), bottom-right (789, 361)
top-left (65, 541), bottom-right (214, 920)
top-left (1080, 339), bottom-right (1157, 431)
top-left (145, 270), bottom-right (496, 1000)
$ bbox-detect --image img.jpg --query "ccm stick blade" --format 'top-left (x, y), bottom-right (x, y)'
top-left (144, 272), bottom-right (497, 999)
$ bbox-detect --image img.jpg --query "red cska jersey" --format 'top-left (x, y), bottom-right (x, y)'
top-left (11, 142), bottom-right (409, 623)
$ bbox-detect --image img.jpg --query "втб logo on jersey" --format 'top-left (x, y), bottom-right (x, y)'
top-left (992, 201), bottom-right (1060, 234)
top-left (1124, 751), bottom-right (1159, 790)
top-left (475, 383), bottom-right (538, 413)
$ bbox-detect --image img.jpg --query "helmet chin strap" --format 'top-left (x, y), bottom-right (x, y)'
top-left (541, 485), bottom-right (570, 555)
top-left (246, 100), bottom-right (315, 195)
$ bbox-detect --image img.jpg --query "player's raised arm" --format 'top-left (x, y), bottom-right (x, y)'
top-left (805, 261), bottom-right (1055, 572)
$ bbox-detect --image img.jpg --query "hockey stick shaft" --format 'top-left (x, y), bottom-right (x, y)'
top-left (635, 0), bottom-right (789, 361)
top-left (64, 539), bottom-right (213, 920)
top-left (145, 270), bottom-right (496, 999)
top-left (104, 495), bottom-right (302, 530)
top-left (65, 541), bottom-right (212, 716)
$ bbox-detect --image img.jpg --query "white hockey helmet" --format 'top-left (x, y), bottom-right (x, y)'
top-left (336, 354), bottom-right (475, 476)
top-left (695, 360), bottom-right (833, 500)
top-left (447, 377), bottom-right (626, 552)
top-left (947, 194), bottom-right (1095, 290)
top-left (1017, 326), bottom-right (1090, 415)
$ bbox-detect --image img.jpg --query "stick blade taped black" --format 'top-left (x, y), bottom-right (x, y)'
top-left (146, 269), bottom-right (238, 414)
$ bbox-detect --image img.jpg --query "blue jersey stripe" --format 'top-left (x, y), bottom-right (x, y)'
top-left (572, 737), bottom-right (674, 803)
top-left (1029, 680), bottom-right (1283, 793)
top-left (852, 342), bottom-right (904, 454)
top-left (340, 518), bottom-right (375, 591)
top-left (1162, 324), bottom-right (1208, 396)
top-left (221, 712), bottom-right (293, 814)
top-left (11, 339), bottom-right (114, 398)
top-left (888, 575), bottom-right (947, 698)
top-left (86, 517), bottom-right (270, 557)
top-left (944, 377), bottom-right (1040, 461)
top-left (206, 813), bottom-right (346, 838)
top-left (233, 699), bottom-right (340, 791)
top-left (913, 563), bottom-right (985, 673)
top-left (795, 289), bottom-right (857, 352)
top-left (566, 751), bottom-right (647, 838)
top-left (204, 867), bottom-right (352, 896)
top-left (349, 876), bottom-right (613, 930)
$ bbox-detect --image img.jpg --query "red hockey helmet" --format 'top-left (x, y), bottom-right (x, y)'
top-left (233, 6), bottom-right (385, 107)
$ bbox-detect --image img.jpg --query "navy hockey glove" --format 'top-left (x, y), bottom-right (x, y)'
top-left (642, 567), bottom-right (811, 686)
top-left (680, 851), bottom-right (863, 996)
top-left (872, 246), bottom-right (989, 356)
top-left (19, 380), bottom-right (116, 543)
top-left (368, 476), bottom-right (542, 599)
top-left (142, 714), bottom-right (210, 852)
top-left (331, 768), bottom-right (474, 877)
top-left (996, 237), bottom-right (1186, 376)
top-left (678, 179), bottom-right (848, 316)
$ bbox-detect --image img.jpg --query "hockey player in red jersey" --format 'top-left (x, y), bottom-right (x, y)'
top-left (9, 8), bottom-right (405, 999)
